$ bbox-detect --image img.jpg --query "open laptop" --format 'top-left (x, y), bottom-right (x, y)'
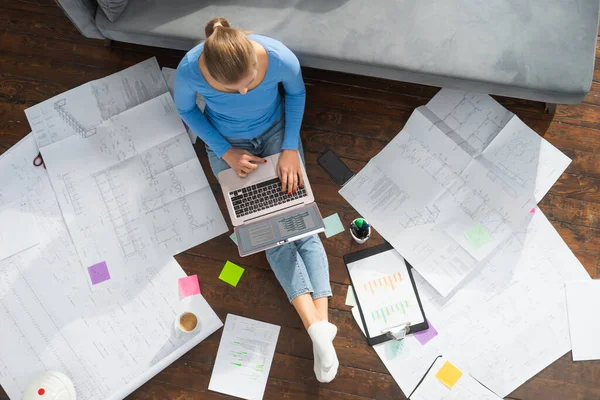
top-left (218, 152), bottom-right (325, 256)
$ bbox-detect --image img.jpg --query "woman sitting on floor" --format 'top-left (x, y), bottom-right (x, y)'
top-left (174, 17), bottom-right (338, 383)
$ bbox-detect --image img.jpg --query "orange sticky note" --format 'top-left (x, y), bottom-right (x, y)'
top-left (435, 361), bottom-right (463, 388)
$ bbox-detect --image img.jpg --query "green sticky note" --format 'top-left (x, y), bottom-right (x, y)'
top-left (345, 285), bottom-right (357, 307)
top-left (464, 223), bottom-right (491, 249)
top-left (385, 339), bottom-right (410, 359)
top-left (219, 261), bottom-right (245, 287)
top-left (323, 213), bottom-right (345, 238)
top-left (229, 232), bottom-right (238, 245)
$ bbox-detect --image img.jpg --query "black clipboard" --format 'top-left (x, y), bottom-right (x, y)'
top-left (344, 242), bottom-right (429, 345)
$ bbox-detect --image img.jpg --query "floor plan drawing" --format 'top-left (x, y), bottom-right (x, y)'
top-left (54, 98), bottom-right (97, 139)
top-left (24, 59), bottom-right (227, 287)
top-left (0, 134), bottom-right (223, 400)
top-left (341, 90), bottom-right (568, 296)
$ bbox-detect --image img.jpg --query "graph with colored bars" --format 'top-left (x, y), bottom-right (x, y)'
top-left (363, 272), bottom-right (403, 294)
top-left (371, 300), bottom-right (411, 323)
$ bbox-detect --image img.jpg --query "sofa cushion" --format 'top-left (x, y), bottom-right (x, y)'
top-left (95, 0), bottom-right (599, 104)
top-left (56, 0), bottom-right (104, 39)
top-left (97, 0), bottom-right (128, 22)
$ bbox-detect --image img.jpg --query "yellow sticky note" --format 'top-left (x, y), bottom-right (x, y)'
top-left (435, 361), bottom-right (463, 388)
top-left (219, 261), bottom-right (245, 287)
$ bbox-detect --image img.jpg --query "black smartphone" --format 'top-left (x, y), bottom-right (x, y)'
top-left (317, 150), bottom-right (354, 186)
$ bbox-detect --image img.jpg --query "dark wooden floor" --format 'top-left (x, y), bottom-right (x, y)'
top-left (2, 1), bottom-right (600, 399)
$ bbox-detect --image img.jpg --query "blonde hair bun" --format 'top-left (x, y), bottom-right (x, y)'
top-left (202, 17), bottom-right (256, 85)
top-left (205, 17), bottom-right (230, 37)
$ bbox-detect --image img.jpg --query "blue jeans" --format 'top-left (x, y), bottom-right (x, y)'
top-left (206, 118), bottom-right (332, 302)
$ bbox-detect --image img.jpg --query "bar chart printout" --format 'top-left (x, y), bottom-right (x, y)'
top-left (346, 249), bottom-right (424, 335)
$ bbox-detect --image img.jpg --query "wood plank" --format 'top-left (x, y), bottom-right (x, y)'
top-left (1, 0), bottom-right (64, 17)
top-left (0, 30), bottom-right (182, 77)
top-left (1, 2), bottom-right (600, 399)
top-left (510, 376), bottom-right (600, 400)
top-left (539, 193), bottom-right (600, 230)
top-left (0, 4), bottom-right (102, 45)
top-left (150, 358), bottom-right (385, 400)
top-left (544, 122), bottom-right (600, 153)
top-left (551, 221), bottom-right (600, 277)
top-left (157, 355), bottom-right (402, 400)
top-left (584, 81), bottom-right (600, 106)
top-left (0, 53), bottom-right (110, 87)
top-left (0, 73), bottom-right (68, 104)
top-left (549, 173), bottom-right (600, 203)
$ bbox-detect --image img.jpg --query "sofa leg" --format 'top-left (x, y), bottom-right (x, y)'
top-left (103, 39), bottom-right (112, 48)
top-left (545, 103), bottom-right (557, 115)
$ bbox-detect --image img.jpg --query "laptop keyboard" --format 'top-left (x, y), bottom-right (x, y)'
top-left (229, 178), bottom-right (308, 218)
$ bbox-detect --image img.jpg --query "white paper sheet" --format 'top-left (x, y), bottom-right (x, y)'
top-left (424, 89), bottom-right (571, 203)
top-left (24, 59), bottom-right (227, 286)
top-left (423, 88), bottom-right (514, 158)
top-left (161, 66), bottom-right (205, 145)
top-left (340, 108), bottom-right (536, 296)
top-left (347, 249), bottom-right (424, 336)
top-left (26, 58), bottom-right (166, 148)
top-left (0, 200), bottom-right (39, 260)
top-left (352, 209), bottom-right (589, 398)
top-left (409, 357), bottom-right (502, 400)
top-left (0, 135), bottom-right (223, 400)
top-left (209, 314), bottom-right (280, 400)
top-left (565, 280), bottom-right (600, 361)
top-left (341, 90), bottom-right (571, 296)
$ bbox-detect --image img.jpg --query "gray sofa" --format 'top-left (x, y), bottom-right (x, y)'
top-left (58, 0), bottom-right (600, 104)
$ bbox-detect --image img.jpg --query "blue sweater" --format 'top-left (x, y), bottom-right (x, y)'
top-left (174, 35), bottom-right (306, 158)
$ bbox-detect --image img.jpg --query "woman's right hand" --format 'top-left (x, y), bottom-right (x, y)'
top-left (222, 148), bottom-right (266, 177)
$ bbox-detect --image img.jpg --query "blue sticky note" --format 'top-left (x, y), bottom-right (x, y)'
top-left (323, 213), bottom-right (345, 238)
top-left (229, 232), bottom-right (238, 245)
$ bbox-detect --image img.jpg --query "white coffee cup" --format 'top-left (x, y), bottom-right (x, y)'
top-left (174, 310), bottom-right (200, 336)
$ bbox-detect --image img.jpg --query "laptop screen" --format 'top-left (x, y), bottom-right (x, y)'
top-left (236, 205), bottom-right (324, 254)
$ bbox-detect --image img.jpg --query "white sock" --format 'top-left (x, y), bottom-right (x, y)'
top-left (313, 348), bottom-right (339, 383)
top-left (307, 320), bottom-right (337, 371)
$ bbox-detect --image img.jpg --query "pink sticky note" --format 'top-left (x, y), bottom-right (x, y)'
top-left (88, 261), bottom-right (110, 285)
top-left (178, 274), bottom-right (201, 298)
top-left (414, 319), bottom-right (438, 345)
top-left (530, 207), bottom-right (536, 214)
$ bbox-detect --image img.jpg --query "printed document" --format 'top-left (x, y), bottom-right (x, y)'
top-left (352, 209), bottom-right (589, 398)
top-left (24, 58), bottom-right (227, 285)
top-left (0, 200), bottom-right (39, 260)
top-left (346, 249), bottom-right (424, 336)
top-left (0, 134), bottom-right (223, 400)
top-left (340, 89), bottom-right (570, 296)
top-left (209, 314), bottom-right (280, 400)
top-left (565, 280), bottom-right (600, 361)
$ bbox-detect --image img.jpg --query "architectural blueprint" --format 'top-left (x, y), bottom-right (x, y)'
top-left (424, 89), bottom-right (571, 203)
top-left (24, 59), bottom-right (227, 285)
top-left (25, 58), bottom-right (166, 148)
top-left (0, 135), bottom-right (223, 400)
top-left (340, 90), bottom-right (570, 296)
top-left (0, 199), bottom-right (39, 261)
top-left (353, 209), bottom-right (590, 398)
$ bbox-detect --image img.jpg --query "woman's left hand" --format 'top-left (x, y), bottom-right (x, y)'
top-left (277, 150), bottom-right (304, 194)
